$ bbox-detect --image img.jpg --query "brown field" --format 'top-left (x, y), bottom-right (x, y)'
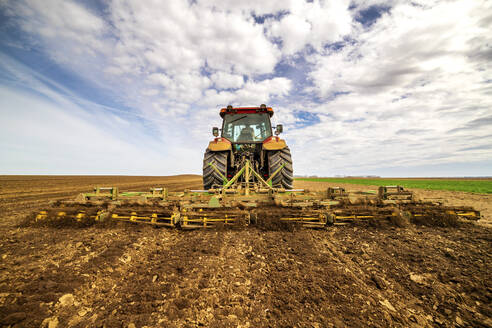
top-left (0, 176), bottom-right (491, 327)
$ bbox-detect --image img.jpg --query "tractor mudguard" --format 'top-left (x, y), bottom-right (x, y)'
top-left (208, 137), bottom-right (232, 151)
top-left (262, 136), bottom-right (287, 150)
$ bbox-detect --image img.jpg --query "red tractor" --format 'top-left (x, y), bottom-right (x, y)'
top-left (203, 104), bottom-right (293, 190)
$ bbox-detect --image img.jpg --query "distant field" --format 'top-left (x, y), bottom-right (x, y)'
top-left (295, 178), bottom-right (492, 194)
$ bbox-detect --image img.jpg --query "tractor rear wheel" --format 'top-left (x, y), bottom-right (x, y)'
top-left (267, 147), bottom-right (293, 189)
top-left (203, 149), bottom-right (228, 190)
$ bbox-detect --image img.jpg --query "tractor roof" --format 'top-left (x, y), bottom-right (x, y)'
top-left (220, 104), bottom-right (273, 118)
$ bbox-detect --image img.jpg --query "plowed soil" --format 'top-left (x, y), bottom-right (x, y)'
top-left (0, 176), bottom-right (491, 328)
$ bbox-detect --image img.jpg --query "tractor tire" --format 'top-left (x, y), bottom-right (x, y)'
top-left (203, 149), bottom-right (228, 190)
top-left (267, 147), bottom-right (293, 189)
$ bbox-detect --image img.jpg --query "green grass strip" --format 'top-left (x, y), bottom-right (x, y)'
top-left (295, 178), bottom-right (492, 194)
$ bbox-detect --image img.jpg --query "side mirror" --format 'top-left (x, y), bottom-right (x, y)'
top-left (275, 124), bottom-right (283, 135)
top-left (212, 127), bottom-right (219, 137)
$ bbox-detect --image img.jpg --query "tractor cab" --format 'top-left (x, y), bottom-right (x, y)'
top-left (216, 105), bottom-right (282, 144)
top-left (222, 112), bottom-right (272, 143)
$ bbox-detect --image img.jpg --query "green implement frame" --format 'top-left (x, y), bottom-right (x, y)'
top-left (35, 161), bottom-right (482, 229)
top-left (208, 159), bottom-right (284, 192)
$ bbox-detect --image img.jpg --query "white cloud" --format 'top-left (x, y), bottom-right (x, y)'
top-left (269, 14), bottom-right (311, 55)
top-left (350, 0), bottom-right (397, 11)
top-left (309, 1), bottom-right (491, 96)
top-left (267, 0), bottom-right (353, 55)
top-left (108, 0), bottom-right (280, 77)
top-left (147, 73), bottom-right (173, 88)
top-left (196, 0), bottom-right (289, 16)
top-left (211, 72), bottom-right (244, 90)
top-left (235, 78), bottom-right (292, 104)
top-left (3, 0), bottom-right (108, 60)
top-left (201, 77), bottom-right (292, 107)
top-left (201, 89), bottom-right (235, 108)
top-left (10, 0), bottom-right (105, 39)
top-left (0, 85), bottom-right (170, 174)
top-left (146, 72), bottom-right (212, 103)
top-left (0, 54), bottom-right (205, 174)
top-left (1, 0), bottom-right (491, 176)
top-left (286, 0), bottom-right (492, 175)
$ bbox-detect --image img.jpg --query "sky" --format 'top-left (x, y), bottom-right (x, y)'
top-left (0, 0), bottom-right (491, 177)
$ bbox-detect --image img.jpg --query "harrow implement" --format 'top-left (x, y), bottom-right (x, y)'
top-left (34, 161), bottom-right (481, 229)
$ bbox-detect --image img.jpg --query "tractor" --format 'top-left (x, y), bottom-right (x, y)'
top-left (203, 104), bottom-right (293, 190)
top-left (33, 105), bottom-right (482, 229)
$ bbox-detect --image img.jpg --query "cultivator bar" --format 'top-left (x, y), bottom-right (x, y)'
top-left (110, 211), bottom-right (179, 227)
top-left (34, 161), bottom-right (481, 229)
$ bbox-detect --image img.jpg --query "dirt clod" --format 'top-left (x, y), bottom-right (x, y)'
top-left (48, 317), bottom-right (59, 328)
top-left (379, 299), bottom-right (396, 312)
top-left (409, 273), bottom-right (426, 284)
top-left (58, 293), bottom-right (74, 307)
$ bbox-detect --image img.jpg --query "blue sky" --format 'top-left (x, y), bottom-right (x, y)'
top-left (0, 0), bottom-right (491, 176)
